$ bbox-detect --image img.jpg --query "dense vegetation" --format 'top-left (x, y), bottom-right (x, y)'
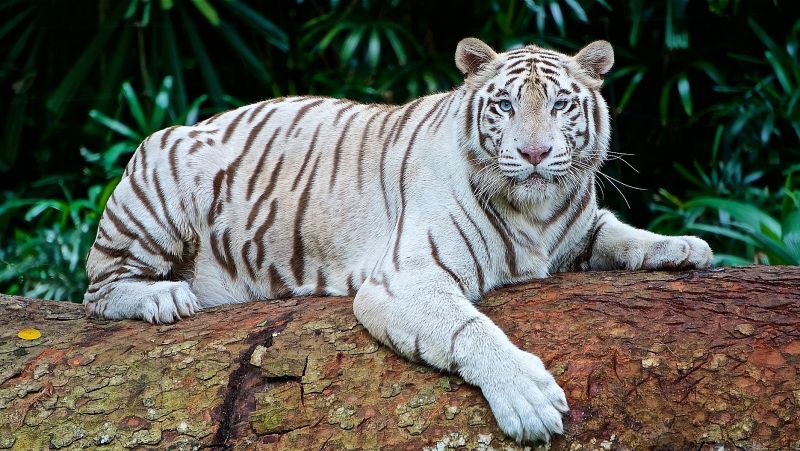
top-left (1, 0), bottom-right (798, 301)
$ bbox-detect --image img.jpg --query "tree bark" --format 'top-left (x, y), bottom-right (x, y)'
top-left (1, 266), bottom-right (798, 450)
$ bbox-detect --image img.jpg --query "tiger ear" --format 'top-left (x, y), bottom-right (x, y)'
top-left (574, 40), bottom-right (614, 80)
top-left (455, 38), bottom-right (497, 77)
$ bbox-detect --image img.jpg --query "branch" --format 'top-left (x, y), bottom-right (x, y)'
top-left (1, 266), bottom-right (798, 449)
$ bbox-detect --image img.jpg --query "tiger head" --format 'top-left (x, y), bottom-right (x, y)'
top-left (455, 38), bottom-right (613, 205)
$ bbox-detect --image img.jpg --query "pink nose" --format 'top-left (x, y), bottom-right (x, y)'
top-left (518, 146), bottom-right (552, 165)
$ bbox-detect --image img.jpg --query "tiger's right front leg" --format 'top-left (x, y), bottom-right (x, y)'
top-left (354, 270), bottom-right (569, 443)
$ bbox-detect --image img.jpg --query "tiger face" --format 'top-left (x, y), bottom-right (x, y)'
top-left (456, 38), bottom-right (614, 203)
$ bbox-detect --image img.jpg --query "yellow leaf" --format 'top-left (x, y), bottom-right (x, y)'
top-left (17, 328), bottom-right (42, 340)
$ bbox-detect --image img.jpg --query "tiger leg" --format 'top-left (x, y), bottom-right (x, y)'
top-left (585, 209), bottom-right (713, 270)
top-left (354, 271), bottom-right (568, 443)
top-left (84, 130), bottom-right (201, 323)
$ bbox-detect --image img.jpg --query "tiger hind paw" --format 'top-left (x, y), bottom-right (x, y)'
top-left (85, 280), bottom-right (200, 324)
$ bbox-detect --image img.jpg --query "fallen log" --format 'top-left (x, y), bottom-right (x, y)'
top-left (0, 266), bottom-right (798, 450)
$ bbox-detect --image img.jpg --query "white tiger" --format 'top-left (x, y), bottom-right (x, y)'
top-left (84, 38), bottom-right (713, 442)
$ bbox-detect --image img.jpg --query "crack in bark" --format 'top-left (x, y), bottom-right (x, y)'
top-left (209, 312), bottom-right (293, 449)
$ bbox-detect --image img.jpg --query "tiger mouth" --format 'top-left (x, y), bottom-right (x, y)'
top-left (523, 172), bottom-right (549, 188)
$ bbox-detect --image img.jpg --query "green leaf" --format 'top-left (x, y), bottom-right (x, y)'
top-left (316, 22), bottom-right (349, 53)
top-left (100, 142), bottom-right (135, 173)
top-left (366, 28), bottom-right (381, 69)
top-left (151, 76), bottom-right (174, 130)
top-left (595, 0), bottom-right (612, 10)
top-left (691, 61), bottom-right (724, 85)
top-left (628, 0), bottom-right (643, 47)
top-left (765, 51), bottom-right (793, 93)
top-left (686, 197), bottom-right (782, 237)
top-left (672, 162), bottom-right (704, 189)
top-left (190, 0), bottom-right (220, 26)
top-left (710, 124), bottom-right (723, 162)
top-left (665, 0), bottom-right (689, 49)
top-left (676, 73), bottom-right (693, 116)
top-left (183, 94), bottom-right (208, 126)
top-left (563, 0), bottom-right (588, 23)
top-left (124, 0), bottom-right (140, 19)
top-left (383, 27), bottom-right (407, 65)
top-left (712, 254), bottom-right (753, 266)
top-left (688, 223), bottom-right (759, 248)
top-left (223, 1), bottom-right (289, 52)
top-left (659, 79), bottom-right (675, 126)
top-left (748, 18), bottom-right (779, 53)
top-left (760, 111), bottom-right (775, 144)
top-left (548, 1), bottom-right (566, 36)
top-left (339, 25), bottom-right (365, 64)
top-left (616, 70), bottom-right (645, 113)
top-left (24, 200), bottom-right (65, 222)
top-left (140, 0), bottom-right (151, 27)
top-left (89, 110), bottom-right (142, 141)
top-left (121, 82), bottom-right (147, 131)
top-left (0, 6), bottom-right (32, 41)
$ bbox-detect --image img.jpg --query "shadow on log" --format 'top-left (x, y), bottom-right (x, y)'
top-left (1, 266), bottom-right (799, 450)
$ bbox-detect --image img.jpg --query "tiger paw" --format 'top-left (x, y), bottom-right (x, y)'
top-left (478, 349), bottom-right (569, 443)
top-left (639, 235), bottom-right (713, 270)
top-left (86, 280), bottom-right (201, 324)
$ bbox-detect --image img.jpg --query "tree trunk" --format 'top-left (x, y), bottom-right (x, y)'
top-left (1, 266), bottom-right (798, 450)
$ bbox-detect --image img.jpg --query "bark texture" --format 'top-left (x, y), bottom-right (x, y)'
top-left (1, 266), bottom-right (799, 450)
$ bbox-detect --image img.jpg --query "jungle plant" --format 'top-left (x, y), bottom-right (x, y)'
top-left (649, 17), bottom-right (800, 265)
top-left (0, 76), bottom-right (208, 301)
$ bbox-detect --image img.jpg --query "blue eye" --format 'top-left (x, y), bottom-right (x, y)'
top-left (498, 100), bottom-right (513, 112)
top-left (553, 99), bottom-right (569, 111)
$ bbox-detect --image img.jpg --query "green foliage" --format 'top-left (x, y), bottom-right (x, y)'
top-left (0, 0), bottom-right (286, 170)
top-left (0, 182), bottom-right (102, 300)
top-left (649, 17), bottom-right (800, 265)
top-left (651, 166), bottom-right (800, 265)
top-left (0, 76), bottom-right (205, 301)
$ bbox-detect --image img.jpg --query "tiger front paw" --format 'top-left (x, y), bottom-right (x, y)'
top-left (477, 349), bottom-right (569, 443)
top-left (625, 235), bottom-right (713, 270)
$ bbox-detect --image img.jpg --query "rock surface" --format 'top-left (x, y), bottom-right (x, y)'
top-left (1, 266), bottom-right (799, 450)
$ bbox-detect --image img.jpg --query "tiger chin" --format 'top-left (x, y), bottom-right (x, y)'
top-left (84, 37), bottom-right (713, 443)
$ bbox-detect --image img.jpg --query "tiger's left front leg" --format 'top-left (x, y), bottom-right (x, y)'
top-left (354, 268), bottom-right (568, 443)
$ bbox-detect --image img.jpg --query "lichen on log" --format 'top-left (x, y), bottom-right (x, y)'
top-left (1, 266), bottom-right (799, 449)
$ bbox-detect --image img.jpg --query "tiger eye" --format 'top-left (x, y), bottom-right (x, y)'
top-left (499, 100), bottom-right (513, 112)
top-left (553, 99), bottom-right (569, 111)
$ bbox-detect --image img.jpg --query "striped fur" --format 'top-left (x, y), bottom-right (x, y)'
top-left (84, 38), bottom-right (712, 443)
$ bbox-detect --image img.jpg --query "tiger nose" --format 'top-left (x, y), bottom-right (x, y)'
top-left (518, 146), bottom-right (552, 165)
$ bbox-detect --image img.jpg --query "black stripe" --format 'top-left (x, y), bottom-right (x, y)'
top-left (245, 126), bottom-right (282, 201)
top-left (329, 110), bottom-right (359, 191)
top-left (292, 123), bottom-right (322, 191)
top-left (450, 214), bottom-right (485, 293)
top-left (428, 230), bottom-right (464, 293)
top-left (246, 154), bottom-right (284, 230)
top-left (221, 108), bottom-right (249, 144)
top-left (285, 99), bottom-right (326, 138)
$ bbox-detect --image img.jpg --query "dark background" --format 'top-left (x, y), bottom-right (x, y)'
top-left (1, 0), bottom-right (799, 301)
